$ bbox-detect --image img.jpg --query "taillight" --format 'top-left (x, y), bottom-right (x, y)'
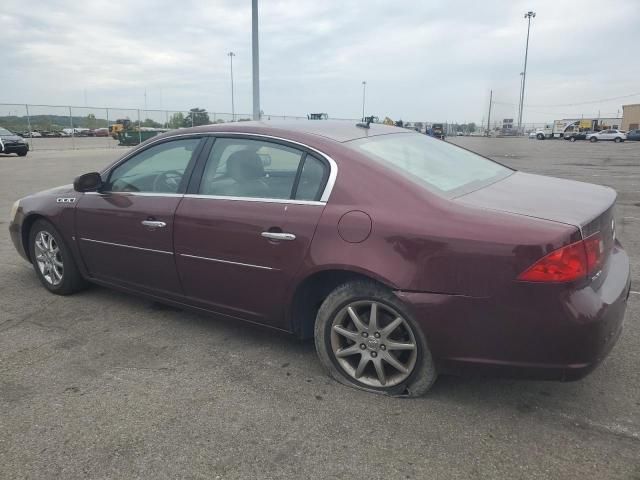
top-left (518, 232), bottom-right (602, 283)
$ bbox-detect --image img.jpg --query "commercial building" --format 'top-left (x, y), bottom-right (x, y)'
top-left (622, 104), bottom-right (640, 130)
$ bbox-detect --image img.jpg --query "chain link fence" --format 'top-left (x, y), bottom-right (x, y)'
top-left (2, 103), bottom-right (549, 151)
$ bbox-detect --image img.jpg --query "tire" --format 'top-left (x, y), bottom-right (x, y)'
top-left (614, 137), bottom-right (622, 143)
top-left (590, 137), bottom-right (597, 142)
top-left (314, 281), bottom-right (437, 397)
top-left (537, 133), bottom-right (544, 140)
top-left (29, 219), bottom-right (87, 295)
top-left (569, 136), bottom-right (576, 142)
top-left (18, 151), bottom-right (28, 157)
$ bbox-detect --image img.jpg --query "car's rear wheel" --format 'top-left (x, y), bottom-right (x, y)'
top-left (590, 137), bottom-right (598, 142)
top-left (315, 281), bottom-right (436, 397)
top-left (569, 136), bottom-right (576, 142)
top-left (29, 219), bottom-right (87, 295)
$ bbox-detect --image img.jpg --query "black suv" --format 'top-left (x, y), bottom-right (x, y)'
top-left (0, 127), bottom-right (29, 156)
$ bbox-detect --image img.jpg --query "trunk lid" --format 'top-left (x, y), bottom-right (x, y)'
top-left (455, 171), bottom-right (616, 229)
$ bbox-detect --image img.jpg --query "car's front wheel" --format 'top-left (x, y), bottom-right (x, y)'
top-left (569, 136), bottom-right (576, 142)
top-left (590, 137), bottom-right (598, 142)
top-left (29, 219), bottom-right (87, 295)
top-left (315, 281), bottom-right (437, 397)
top-left (537, 133), bottom-right (545, 140)
top-left (614, 137), bottom-right (623, 143)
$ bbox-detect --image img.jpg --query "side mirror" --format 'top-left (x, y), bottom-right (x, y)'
top-left (74, 172), bottom-right (103, 192)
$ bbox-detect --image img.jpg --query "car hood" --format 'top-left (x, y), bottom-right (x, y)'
top-left (455, 171), bottom-right (616, 229)
top-left (0, 134), bottom-right (24, 141)
top-left (25, 184), bottom-right (76, 199)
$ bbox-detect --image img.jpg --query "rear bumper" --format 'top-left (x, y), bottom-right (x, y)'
top-left (397, 244), bottom-right (631, 381)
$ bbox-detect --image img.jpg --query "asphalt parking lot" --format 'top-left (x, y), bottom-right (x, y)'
top-left (1, 137), bottom-right (639, 479)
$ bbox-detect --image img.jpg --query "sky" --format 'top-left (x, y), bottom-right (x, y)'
top-left (1, 0), bottom-right (639, 124)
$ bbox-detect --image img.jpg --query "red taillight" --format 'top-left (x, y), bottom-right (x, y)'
top-left (518, 232), bottom-right (603, 283)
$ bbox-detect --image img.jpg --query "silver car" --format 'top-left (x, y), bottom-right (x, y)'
top-left (586, 129), bottom-right (627, 143)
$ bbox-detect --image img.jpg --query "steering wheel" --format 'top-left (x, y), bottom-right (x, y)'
top-left (152, 170), bottom-right (183, 193)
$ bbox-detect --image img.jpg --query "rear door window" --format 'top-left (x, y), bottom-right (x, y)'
top-left (198, 138), bottom-right (328, 201)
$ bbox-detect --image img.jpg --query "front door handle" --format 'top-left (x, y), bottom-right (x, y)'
top-left (261, 231), bottom-right (296, 241)
top-left (141, 220), bottom-right (167, 229)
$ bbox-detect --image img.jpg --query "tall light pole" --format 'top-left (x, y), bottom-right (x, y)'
top-left (518, 11), bottom-right (535, 131)
top-left (251, 0), bottom-right (260, 121)
top-left (228, 52), bottom-right (236, 121)
top-left (361, 81), bottom-right (367, 121)
top-left (517, 71), bottom-right (524, 131)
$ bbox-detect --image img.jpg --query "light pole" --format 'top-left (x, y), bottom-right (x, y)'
top-left (518, 11), bottom-right (535, 131)
top-left (361, 81), bottom-right (367, 121)
top-left (251, 0), bottom-right (260, 121)
top-left (517, 71), bottom-right (524, 132)
top-left (228, 52), bottom-right (236, 121)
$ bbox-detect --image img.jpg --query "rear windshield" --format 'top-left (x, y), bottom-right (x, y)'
top-left (347, 133), bottom-right (512, 196)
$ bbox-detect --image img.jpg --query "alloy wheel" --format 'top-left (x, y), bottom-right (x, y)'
top-left (330, 300), bottom-right (418, 388)
top-left (34, 230), bottom-right (64, 286)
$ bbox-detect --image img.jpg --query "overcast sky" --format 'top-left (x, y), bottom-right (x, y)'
top-left (1, 0), bottom-right (639, 123)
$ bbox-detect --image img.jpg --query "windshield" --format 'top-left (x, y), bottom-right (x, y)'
top-left (0, 127), bottom-right (14, 136)
top-left (347, 133), bottom-right (512, 197)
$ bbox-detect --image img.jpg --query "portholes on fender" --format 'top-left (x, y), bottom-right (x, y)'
top-left (337, 210), bottom-right (372, 243)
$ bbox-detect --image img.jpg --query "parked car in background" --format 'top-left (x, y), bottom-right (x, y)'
top-left (564, 132), bottom-right (588, 142)
top-left (21, 131), bottom-right (42, 138)
top-left (528, 131), bottom-right (537, 139)
top-left (9, 121), bottom-right (630, 397)
top-left (0, 127), bottom-right (29, 156)
top-left (92, 128), bottom-right (110, 137)
top-left (587, 129), bottom-right (626, 143)
top-left (626, 129), bottom-right (640, 141)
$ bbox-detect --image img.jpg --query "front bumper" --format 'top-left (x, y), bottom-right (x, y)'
top-left (1, 143), bottom-right (29, 154)
top-left (397, 244), bottom-right (631, 381)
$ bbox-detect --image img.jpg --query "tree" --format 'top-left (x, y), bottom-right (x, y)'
top-left (394, 119), bottom-right (404, 127)
top-left (142, 118), bottom-right (162, 128)
top-left (86, 113), bottom-right (97, 129)
top-left (184, 108), bottom-right (210, 127)
top-left (467, 122), bottom-right (476, 133)
top-left (168, 112), bottom-right (184, 129)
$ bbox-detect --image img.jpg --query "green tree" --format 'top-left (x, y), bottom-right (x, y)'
top-left (468, 122), bottom-right (476, 133)
top-left (168, 112), bottom-right (185, 129)
top-left (142, 118), bottom-right (162, 128)
top-left (86, 113), bottom-right (97, 129)
top-left (184, 108), bottom-right (210, 127)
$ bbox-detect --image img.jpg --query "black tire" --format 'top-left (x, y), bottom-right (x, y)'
top-left (29, 219), bottom-right (87, 295)
top-left (537, 133), bottom-right (545, 140)
top-left (614, 137), bottom-right (622, 143)
top-left (18, 151), bottom-right (28, 157)
top-left (314, 281), bottom-right (437, 397)
top-left (590, 137), bottom-right (597, 142)
top-left (569, 136), bottom-right (576, 142)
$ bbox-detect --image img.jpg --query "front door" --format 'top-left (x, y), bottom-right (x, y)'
top-left (76, 137), bottom-right (203, 296)
top-left (174, 136), bottom-right (331, 329)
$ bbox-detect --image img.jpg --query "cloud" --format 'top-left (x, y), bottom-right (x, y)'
top-left (0, 0), bottom-right (638, 123)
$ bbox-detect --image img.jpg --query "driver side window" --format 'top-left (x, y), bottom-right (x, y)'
top-left (107, 138), bottom-right (200, 193)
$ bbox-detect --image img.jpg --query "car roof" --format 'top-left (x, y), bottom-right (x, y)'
top-left (169, 120), bottom-right (406, 143)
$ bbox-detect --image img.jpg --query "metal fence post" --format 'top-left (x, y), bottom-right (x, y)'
top-left (137, 109), bottom-right (142, 144)
top-left (69, 106), bottom-right (75, 149)
top-left (165, 110), bottom-right (169, 129)
top-left (25, 104), bottom-right (33, 151)
top-left (105, 108), bottom-right (110, 148)
top-left (191, 111), bottom-right (194, 127)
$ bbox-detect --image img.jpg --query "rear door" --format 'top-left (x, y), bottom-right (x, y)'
top-left (174, 135), bottom-right (331, 329)
top-left (76, 136), bottom-right (204, 296)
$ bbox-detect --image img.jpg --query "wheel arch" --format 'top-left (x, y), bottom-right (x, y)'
top-left (21, 213), bottom-right (48, 262)
top-left (288, 267), bottom-right (396, 340)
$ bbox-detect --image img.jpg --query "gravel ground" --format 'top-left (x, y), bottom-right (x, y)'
top-left (1, 137), bottom-right (639, 479)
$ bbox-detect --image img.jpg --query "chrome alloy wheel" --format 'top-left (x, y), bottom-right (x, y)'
top-left (34, 230), bottom-right (64, 286)
top-left (330, 301), bottom-right (418, 388)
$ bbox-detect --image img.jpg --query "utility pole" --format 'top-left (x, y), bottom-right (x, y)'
top-left (251, 0), bottom-right (260, 120)
top-left (487, 90), bottom-right (493, 137)
top-left (517, 72), bottom-right (524, 133)
top-left (361, 81), bottom-right (367, 120)
top-left (228, 52), bottom-right (236, 121)
top-left (518, 11), bottom-right (536, 130)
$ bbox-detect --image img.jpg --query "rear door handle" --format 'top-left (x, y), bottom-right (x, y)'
top-left (261, 231), bottom-right (296, 241)
top-left (141, 220), bottom-right (167, 229)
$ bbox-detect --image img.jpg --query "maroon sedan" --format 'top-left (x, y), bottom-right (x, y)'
top-left (9, 121), bottom-right (631, 396)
